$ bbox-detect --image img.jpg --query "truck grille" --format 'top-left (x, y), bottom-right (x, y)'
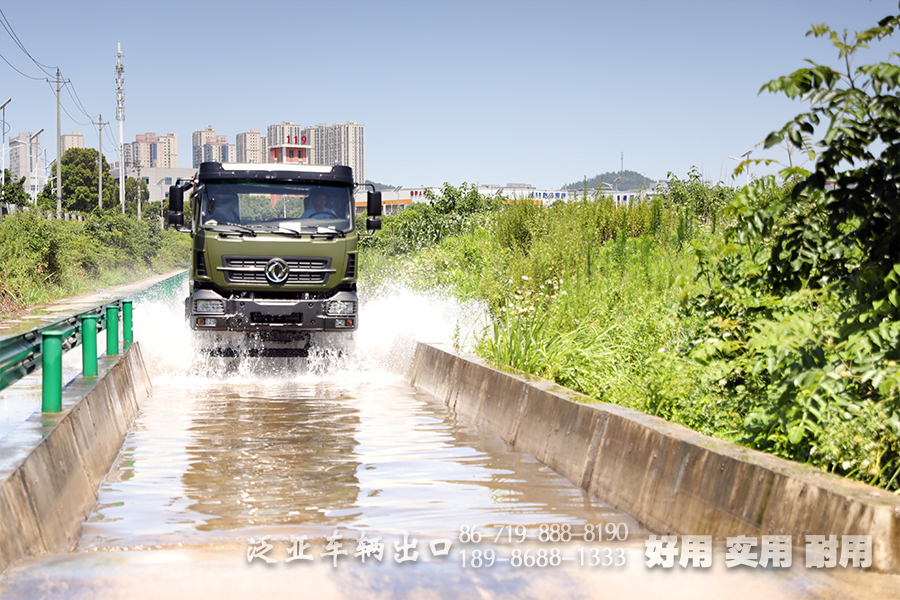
top-left (218, 256), bottom-right (335, 285)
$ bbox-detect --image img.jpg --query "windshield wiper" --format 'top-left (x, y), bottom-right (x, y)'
top-left (271, 222), bottom-right (346, 238)
top-left (202, 221), bottom-right (257, 236)
top-left (245, 224), bottom-right (302, 238)
top-left (315, 226), bottom-right (345, 237)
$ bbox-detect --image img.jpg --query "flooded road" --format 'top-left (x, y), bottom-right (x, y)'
top-left (1, 279), bottom-right (899, 598)
top-left (78, 372), bottom-right (637, 549)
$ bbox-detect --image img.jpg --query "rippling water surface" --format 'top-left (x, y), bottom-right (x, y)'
top-left (78, 277), bottom-right (642, 549)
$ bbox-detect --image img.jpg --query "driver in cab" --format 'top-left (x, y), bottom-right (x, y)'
top-left (301, 189), bottom-right (337, 219)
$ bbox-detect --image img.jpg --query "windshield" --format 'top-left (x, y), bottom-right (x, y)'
top-left (200, 181), bottom-right (354, 231)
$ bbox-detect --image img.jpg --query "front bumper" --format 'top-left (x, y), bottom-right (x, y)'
top-left (186, 288), bottom-right (358, 332)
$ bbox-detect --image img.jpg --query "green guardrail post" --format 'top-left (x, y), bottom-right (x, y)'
top-left (106, 305), bottom-right (119, 356)
top-left (41, 330), bottom-right (64, 413)
top-left (122, 300), bottom-right (133, 348)
top-left (80, 314), bottom-right (98, 377)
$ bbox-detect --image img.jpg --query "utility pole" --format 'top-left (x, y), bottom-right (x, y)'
top-left (115, 42), bottom-right (126, 215)
top-left (49, 69), bottom-right (70, 219)
top-left (95, 114), bottom-right (108, 209)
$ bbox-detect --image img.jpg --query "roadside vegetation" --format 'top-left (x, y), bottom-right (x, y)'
top-left (0, 156), bottom-right (191, 319)
top-left (360, 8), bottom-right (900, 492)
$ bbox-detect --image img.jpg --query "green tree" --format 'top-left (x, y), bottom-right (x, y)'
top-left (38, 148), bottom-right (118, 213)
top-left (688, 6), bottom-right (900, 489)
top-left (1, 170), bottom-right (30, 206)
top-left (123, 177), bottom-right (150, 218)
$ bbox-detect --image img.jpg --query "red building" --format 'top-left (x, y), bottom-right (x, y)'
top-left (268, 136), bottom-right (311, 164)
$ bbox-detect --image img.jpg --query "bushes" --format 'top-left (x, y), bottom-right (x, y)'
top-left (0, 209), bottom-right (190, 317)
top-left (362, 179), bottom-right (729, 428)
top-left (679, 11), bottom-right (900, 491)
top-left (363, 183), bottom-right (500, 255)
top-left (84, 213), bottom-right (165, 269)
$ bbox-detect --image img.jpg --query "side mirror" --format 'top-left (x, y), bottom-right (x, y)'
top-left (366, 217), bottom-right (382, 231)
top-left (169, 185), bottom-right (183, 212)
top-left (367, 190), bottom-right (382, 218)
top-left (167, 185), bottom-right (184, 228)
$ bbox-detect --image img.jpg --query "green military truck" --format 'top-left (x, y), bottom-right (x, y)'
top-left (167, 161), bottom-right (382, 356)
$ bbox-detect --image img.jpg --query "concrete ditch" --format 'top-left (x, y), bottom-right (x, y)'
top-left (0, 343), bottom-right (151, 574)
top-left (408, 341), bottom-right (900, 574)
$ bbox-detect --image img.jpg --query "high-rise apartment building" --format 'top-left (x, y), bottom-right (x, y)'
top-left (302, 124), bottom-right (327, 167)
top-left (154, 133), bottom-right (177, 168)
top-left (192, 126), bottom-right (217, 167)
top-left (123, 132), bottom-right (178, 170)
top-left (129, 133), bottom-right (154, 169)
top-left (194, 120), bottom-right (363, 178)
top-left (267, 121), bottom-right (304, 147)
top-left (60, 132), bottom-right (84, 155)
top-left (302, 121), bottom-right (365, 183)
top-left (236, 129), bottom-right (267, 163)
top-left (203, 136), bottom-right (235, 163)
top-left (9, 132), bottom-right (43, 198)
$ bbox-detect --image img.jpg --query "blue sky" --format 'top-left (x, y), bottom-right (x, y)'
top-left (1, 0), bottom-right (898, 189)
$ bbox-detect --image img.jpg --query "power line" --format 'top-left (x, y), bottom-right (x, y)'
top-left (0, 7), bottom-right (56, 76)
top-left (62, 83), bottom-right (95, 124)
top-left (58, 95), bottom-right (92, 127)
top-left (104, 126), bottom-right (120, 156)
top-left (0, 51), bottom-right (44, 80)
top-left (0, 7), bottom-right (112, 177)
top-left (66, 81), bottom-right (95, 120)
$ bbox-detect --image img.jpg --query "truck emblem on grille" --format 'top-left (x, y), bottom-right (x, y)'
top-left (265, 258), bottom-right (290, 284)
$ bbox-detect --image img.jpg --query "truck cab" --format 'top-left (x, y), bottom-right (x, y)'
top-left (167, 162), bottom-right (381, 352)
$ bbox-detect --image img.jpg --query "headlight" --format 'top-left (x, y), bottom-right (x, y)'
top-left (326, 300), bottom-right (356, 316)
top-left (195, 299), bottom-right (225, 314)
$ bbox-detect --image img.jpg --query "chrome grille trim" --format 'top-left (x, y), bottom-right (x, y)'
top-left (217, 255), bottom-right (335, 285)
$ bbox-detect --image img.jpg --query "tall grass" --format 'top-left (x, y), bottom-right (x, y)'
top-left (360, 181), bottom-right (740, 435)
top-left (0, 210), bottom-right (190, 318)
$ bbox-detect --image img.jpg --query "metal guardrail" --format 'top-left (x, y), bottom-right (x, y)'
top-left (0, 300), bottom-right (133, 412)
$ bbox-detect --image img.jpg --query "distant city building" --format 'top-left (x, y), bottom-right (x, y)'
top-left (192, 126), bottom-right (217, 168)
top-left (192, 120), bottom-right (364, 180)
top-left (123, 132), bottom-right (178, 170)
top-left (302, 124), bottom-right (326, 166)
top-left (267, 121), bottom-right (304, 147)
top-left (203, 135), bottom-right (235, 163)
top-left (236, 129), bottom-right (267, 163)
top-left (154, 133), bottom-right (177, 168)
top-left (60, 132), bottom-right (84, 155)
top-left (302, 121), bottom-right (364, 183)
top-left (268, 139), bottom-right (311, 164)
top-left (352, 181), bottom-right (666, 215)
top-left (9, 132), bottom-right (43, 198)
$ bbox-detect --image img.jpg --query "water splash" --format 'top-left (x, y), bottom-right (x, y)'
top-left (132, 276), bottom-right (487, 384)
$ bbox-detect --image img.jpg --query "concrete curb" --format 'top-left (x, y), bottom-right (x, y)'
top-left (409, 342), bottom-right (900, 573)
top-left (0, 343), bottom-right (151, 574)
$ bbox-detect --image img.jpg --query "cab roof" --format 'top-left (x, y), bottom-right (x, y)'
top-left (196, 162), bottom-right (354, 185)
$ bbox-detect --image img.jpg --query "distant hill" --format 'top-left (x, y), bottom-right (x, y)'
top-left (562, 170), bottom-right (655, 191)
top-left (365, 180), bottom-right (395, 191)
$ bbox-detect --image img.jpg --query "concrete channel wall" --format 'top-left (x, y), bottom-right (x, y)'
top-left (409, 342), bottom-right (900, 573)
top-left (0, 344), bottom-right (151, 574)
